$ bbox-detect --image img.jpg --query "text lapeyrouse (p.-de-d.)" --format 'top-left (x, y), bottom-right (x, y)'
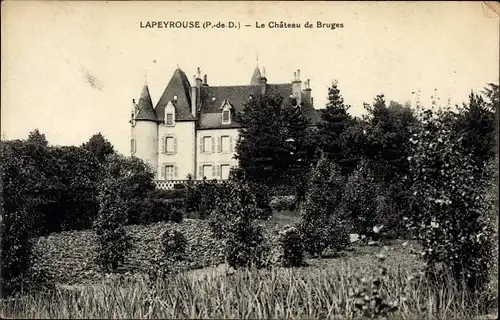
top-left (139, 21), bottom-right (344, 30)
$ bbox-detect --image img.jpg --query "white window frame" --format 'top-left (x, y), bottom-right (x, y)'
top-left (131, 138), bottom-right (136, 154)
top-left (202, 164), bottom-right (213, 180)
top-left (220, 135), bottom-right (230, 153)
top-left (162, 135), bottom-right (177, 155)
top-left (165, 101), bottom-right (176, 127)
top-left (201, 136), bottom-right (215, 154)
top-left (161, 163), bottom-right (178, 181)
top-left (220, 164), bottom-right (231, 180)
top-left (166, 113), bottom-right (174, 126)
top-left (221, 100), bottom-right (232, 125)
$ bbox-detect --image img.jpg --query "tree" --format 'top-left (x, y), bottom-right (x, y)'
top-left (27, 129), bottom-right (48, 147)
top-left (342, 159), bottom-right (379, 236)
top-left (94, 174), bottom-right (130, 272)
top-left (281, 100), bottom-right (317, 170)
top-left (317, 81), bottom-right (355, 175)
top-left (362, 96), bottom-right (417, 183)
top-left (481, 83), bottom-right (499, 112)
top-left (105, 154), bottom-right (156, 225)
top-left (234, 92), bottom-right (289, 181)
top-left (453, 92), bottom-right (496, 175)
top-left (81, 132), bottom-right (115, 163)
top-left (281, 100), bottom-right (319, 203)
top-left (208, 180), bottom-right (268, 269)
top-left (298, 153), bottom-right (350, 257)
top-left (407, 104), bottom-right (494, 293)
top-left (43, 146), bottom-right (102, 233)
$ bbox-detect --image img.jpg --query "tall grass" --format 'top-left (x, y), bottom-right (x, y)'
top-left (1, 261), bottom-right (493, 319)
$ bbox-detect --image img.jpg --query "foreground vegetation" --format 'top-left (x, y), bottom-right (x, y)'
top-left (1, 245), bottom-right (494, 319)
top-left (1, 83), bottom-right (497, 319)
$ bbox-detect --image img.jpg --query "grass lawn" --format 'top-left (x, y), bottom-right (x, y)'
top-left (1, 213), bottom-right (497, 319)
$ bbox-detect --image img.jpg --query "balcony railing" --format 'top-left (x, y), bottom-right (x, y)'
top-left (155, 179), bottom-right (227, 190)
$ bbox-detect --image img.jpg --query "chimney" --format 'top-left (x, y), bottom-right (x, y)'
top-left (196, 67), bottom-right (202, 88)
top-left (292, 69), bottom-right (302, 105)
top-left (303, 79), bottom-right (312, 104)
top-left (191, 75), bottom-right (198, 118)
top-left (203, 74), bottom-right (208, 86)
top-left (260, 66), bottom-right (267, 93)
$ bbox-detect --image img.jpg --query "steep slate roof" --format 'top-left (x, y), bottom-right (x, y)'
top-left (155, 68), bottom-right (195, 122)
top-left (250, 66), bottom-right (263, 85)
top-left (136, 66), bottom-right (321, 127)
top-left (198, 83), bottom-right (320, 129)
top-left (135, 83), bottom-right (157, 121)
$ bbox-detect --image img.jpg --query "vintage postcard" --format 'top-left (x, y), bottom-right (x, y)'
top-left (1, 1), bottom-right (499, 319)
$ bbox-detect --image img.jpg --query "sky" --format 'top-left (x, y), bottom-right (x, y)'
top-left (2, 1), bottom-right (499, 155)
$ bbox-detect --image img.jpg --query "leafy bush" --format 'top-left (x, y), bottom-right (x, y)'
top-left (342, 159), bottom-right (379, 235)
top-left (105, 154), bottom-right (156, 225)
top-left (208, 181), bottom-right (268, 269)
top-left (348, 247), bottom-right (399, 318)
top-left (406, 104), bottom-right (495, 293)
top-left (42, 146), bottom-right (102, 233)
top-left (93, 155), bottom-right (136, 273)
top-left (277, 225), bottom-right (305, 267)
top-left (0, 140), bottom-right (58, 296)
top-left (152, 189), bottom-right (186, 200)
top-left (160, 229), bottom-right (187, 259)
top-left (269, 196), bottom-right (296, 212)
top-left (149, 229), bottom-right (187, 279)
top-left (130, 189), bottom-right (184, 225)
top-left (298, 154), bottom-right (351, 257)
top-left (184, 179), bottom-right (221, 219)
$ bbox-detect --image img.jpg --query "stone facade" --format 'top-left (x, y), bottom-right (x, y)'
top-left (130, 65), bottom-right (319, 180)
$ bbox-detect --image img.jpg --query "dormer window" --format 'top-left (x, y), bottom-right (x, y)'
top-left (165, 101), bottom-right (176, 126)
top-left (166, 113), bottom-right (174, 125)
top-left (222, 110), bottom-right (230, 123)
top-left (220, 100), bottom-right (232, 125)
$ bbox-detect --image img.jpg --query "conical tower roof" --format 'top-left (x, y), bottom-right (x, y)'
top-left (155, 67), bottom-right (195, 121)
top-left (135, 83), bottom-right (157, 121)
top-left (250, 66), bottom-right (262, 85)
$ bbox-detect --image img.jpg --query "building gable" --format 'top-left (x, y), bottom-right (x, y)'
top-left (156, 68), bottom-right (195, 122)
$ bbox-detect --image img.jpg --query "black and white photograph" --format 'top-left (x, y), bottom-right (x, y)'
top-left (1, 1), bottom-right (499, 319)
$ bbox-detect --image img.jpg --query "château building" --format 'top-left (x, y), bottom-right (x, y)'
top-left (130, 65), bottom-right (320, 184)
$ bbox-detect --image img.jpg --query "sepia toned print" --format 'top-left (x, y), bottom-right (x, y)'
top-left (1, 1), bottom-right (499, 319)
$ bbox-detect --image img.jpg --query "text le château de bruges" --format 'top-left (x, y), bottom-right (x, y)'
top-left (139, 20), bottom-right (344, 30)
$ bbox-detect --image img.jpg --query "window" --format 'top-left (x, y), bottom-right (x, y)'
top-left (165, 101), bottom-right (176, 126)
top-left (220, 100), bottom-right (232, 124)
top-left (222, 110), bottom-right (230, 123)
top-left (202, 165), bottom-right (212, 179)
top-left (166, 113), bottom-right (174, 126)
top-left (203, 136), bottom-right (212, 153)
top-left (221, 136), bottom-right (230, 153)
top-left (221, 164), bottom-right (231, 179)
top-left (131, 139), bottom-right (136, 154)
top-left (163, 136), bottom-right (176, 154)
top-left (165, 165), bottom-right (174, 180)
top-left (161, 164), bottom-right (177, 180)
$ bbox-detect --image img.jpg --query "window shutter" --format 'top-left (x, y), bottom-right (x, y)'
top-left (216, 165), bottom-right (221, 179)
top-left (174, 137), bottom-right (178, 154)
top-left (162, 137), bottom-right (166, 153)
top-left (198, 165), bottom-right (203, 179)
top-left (200, 137), bottom-right (204, 153)
top-left (218, 137), bottom-right (222, 153)
top-left (212, 164), bottom-right (216, 178)
top-left (230, 136), bottom-right (234, 152)
top-left (174, 165), bottom-right (178, 179)
top-left (211, 137), bottom-right (215, 153)
top-left (161, 165), bottom-right (166, 179)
